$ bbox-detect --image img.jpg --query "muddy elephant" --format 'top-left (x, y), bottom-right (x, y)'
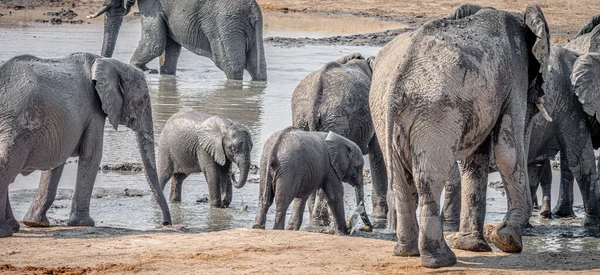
top-left (291, 53), bottom-right (388, 225)
top-left (369, 4), bottom-right (551, 268)
top-left (567, 14), bottom-right (600, 54)
top-left (0, 53), bottom-right (171, 237)
top-left (158, 109), bottom-right (253, 207)
top-left (90, 0), bottom-right (267, 81)
top-left (252, 128), bottom-right (372, 234)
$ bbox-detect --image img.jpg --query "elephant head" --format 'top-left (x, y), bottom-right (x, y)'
top-left (91, 58), bottom-right (172, 225)
top-left (325, 131), bottom-right (372, 230)
top-left (444, 3), bottom-right (496, 20)
top-left (89, 0), bottom-right (136, 57)
top-left (197, 117), bottom-right (253, 189)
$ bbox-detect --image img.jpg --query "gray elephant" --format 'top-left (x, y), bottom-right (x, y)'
top-left (158, 109), bottom-right (253, 207)
top-left (0, 52), bottom-right (171, 237)
top-left (91, 0), bottom-right (267, 81)
top-left (291, 52), bottom-right (388, 225)
top-left (252, 127), bottom-right (372, 234)
top-left (566, 14), bottom-right (600, 54)
top-left (369, 4), bottom-right (551, 268)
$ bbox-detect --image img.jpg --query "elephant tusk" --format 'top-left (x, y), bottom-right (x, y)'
top-left (536, 103), bottom-right (553, 122)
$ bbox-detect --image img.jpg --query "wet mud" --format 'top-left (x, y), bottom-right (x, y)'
top-left (265, 28), bottom-right (412, 47)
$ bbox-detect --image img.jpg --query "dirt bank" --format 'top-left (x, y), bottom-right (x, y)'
top-left (1, 227), bottom-right (599, 274)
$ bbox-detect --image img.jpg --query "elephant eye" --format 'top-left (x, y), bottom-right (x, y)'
top-left (231, 146), bottom-right (237, 152)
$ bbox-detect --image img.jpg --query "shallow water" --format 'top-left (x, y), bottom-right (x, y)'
top-left (0, 13), bottom-right (596, 253)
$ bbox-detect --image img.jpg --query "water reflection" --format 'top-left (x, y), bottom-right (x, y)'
top-left (206, 207), bottom-right (233, 230)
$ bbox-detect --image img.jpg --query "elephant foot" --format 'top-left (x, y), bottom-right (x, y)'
top-left (0, 222), bottom-right (13, 237)
top-left (420, 244), bottom-right (457, 268)
top-left (540, 209), bottom-right (552, 219)
top-left (252, 224), bottom-right (265, 229)
top-left (7, 218), bottom-right (20, 233)
top-left (583, 215), bottom-right (600, 228)
top-left (490, 223), bottom-right (523, 253)
top-left (552, 206), bottom-right (575, 218)
top-left (22, 213), bottom-right (50, 227)
top-left (451, 232), bottom-right (492, 252)
top-left (393, 242), bottom-right (420, 257)
top-left (371, 206), bottom-right (388, 220)
top-left (67, 213), bottom-right (95, 227)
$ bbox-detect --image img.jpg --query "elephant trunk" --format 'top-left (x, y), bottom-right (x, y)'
top-left (135, 117), bottom-right (172, 226)
top-left (231, 154), bottom-right (250, 189)
top-left (354, 177), bottom-right (373, 230)
top-left (100, 8), bottom-right (126, 57)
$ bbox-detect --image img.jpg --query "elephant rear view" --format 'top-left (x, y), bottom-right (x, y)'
top-left (0, 53), bottom-right (171, 237)
top-left (92, 0), bottom-right (267, 80)
top-left (157, 109), bottom-right (253, 207)
top-left (369, 4), bottom-right (551, 267)
top-left (253, 127), bottom-right (372, 234)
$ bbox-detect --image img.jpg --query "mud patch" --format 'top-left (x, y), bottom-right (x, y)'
top-left (265, 28), bottom-right (411, 47)
top-left (0, 263), bottom-right (148, 274)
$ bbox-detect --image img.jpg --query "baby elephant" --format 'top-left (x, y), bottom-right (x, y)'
top-left (158, 110), bottom-right (253, 207)
top-left (253, 127), bottom-right (372, 234)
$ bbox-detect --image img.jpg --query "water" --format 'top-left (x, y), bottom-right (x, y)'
top-left (0, 12), bottom-right (595, 253)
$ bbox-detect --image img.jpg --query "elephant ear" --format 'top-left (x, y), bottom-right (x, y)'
top-left (198, 117), bottom-right (227, 166)
top-left (575, 14), bottom-right (600, 38)
top-left (91, 58), bottom-right (124, 130)
top-left (325, 131), bottom-right (353, 181)
top-left (523, 4), bottom-right (550, 103)
top-left (445, 4), bottom-right (486, 19)
top-left (571, 53), bottom-right (600, 122)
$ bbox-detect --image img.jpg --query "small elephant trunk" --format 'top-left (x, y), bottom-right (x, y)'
top-left (231, 155), bottom-right (250, 189)
top-left (136, 129), bottom-right (172, 226)
top-left (100, 9), bottom-right (125, 57)
top-left (354, 177), bottom-right (373, 230)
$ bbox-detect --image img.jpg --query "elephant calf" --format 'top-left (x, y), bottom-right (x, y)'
top-left (0, 53), bottom-right (171, 237)
top-left (252, 127), bottom-right (372, 234)
top-left (158, 110), bottom-right (253, 207)
top-left (291, 52), bottom-right (388, 225)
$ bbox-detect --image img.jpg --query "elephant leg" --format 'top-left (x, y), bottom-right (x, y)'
top-left (323, 180), bottom-right (347, 235)
top-left (274, 195), bottom-right (293, 231)
top-left (368, 137), bottom-right (388, 221)
top-left (23, 163), bottom-right (65, 227)
top-left (441, 163), bottom-right (461, 232)
top-left (67, 141), bottom-right (103, 227)
top-left (169, 173), bottom-right (188, 202)
top-left (158, 149), bottom-right (174, 191)
top-left (553, 151), bottom-right (575, 217)
top-left (252, 174), bottom-right (274, 230)
top-left (564, 139), bottom-right (600, 226)
top-left (220, 172), bottom-right (232, 208)
top-left (392, 156), bottom-right (419, 257)
top-left (204, 166), bottom-right (224, 208)
top-left (308, 189), bottom-right (330, 226)
top-left (159, 36), bottom-right (182, 75)
top-left (130, 16), bottom-right (168, 74)
top-left (539, 160), bottom-right (553, 218)
top-left (453, 139), bottom-right (492, 252)
top-left (528, 163), bottom-right (541, 210)
top-left (489, 114), bottom-right (530, 253)
top-left (412, 147), bottom-right (457, 268)
top-left (287, 196), bottom-right (308, 230)
top-left (0, 184), bottom-right (12, 237)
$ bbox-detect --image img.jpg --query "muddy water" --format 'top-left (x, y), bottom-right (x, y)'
top-left (0, 13), bottom-right (595, 254)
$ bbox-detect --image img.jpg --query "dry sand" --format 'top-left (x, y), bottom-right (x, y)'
top-left (2, 227), bottom-right (600, 274)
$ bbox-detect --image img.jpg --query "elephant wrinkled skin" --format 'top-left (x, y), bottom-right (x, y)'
top-left (252, 128), bottom-right (372, 234)
top-left (158, 109), bottom-right (253, 207)
top-left (93, 0), bottom-right (267, 81)
top-left (0, 53), bottom-right (171, 237)
top-left (369, 4), bottom-right (551, 268)
top-left (291, 53), bottom-right (388, 226)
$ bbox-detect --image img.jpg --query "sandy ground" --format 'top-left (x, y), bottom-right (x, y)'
top-left (2, 0), bottom-right (600, 273)
top-left (1, 226), bottom-right (599, 274)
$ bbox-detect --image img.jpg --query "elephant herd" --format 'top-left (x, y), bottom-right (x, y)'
top-left (1, 0), bottom-right (600, 269)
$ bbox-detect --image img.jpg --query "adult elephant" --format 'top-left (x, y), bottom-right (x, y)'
top-left (158, 109), bottom-right (253, 206)
top-left (369, 4), bottom-right (551, 268)
top-left (291, 53), bottom-right (388, 225)
top-left (566, 14), bottom-right (600, 54)
top-left (0, 53), bottom-right (171, 236)
top-left (89, 0), bottom-right (267, 81)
